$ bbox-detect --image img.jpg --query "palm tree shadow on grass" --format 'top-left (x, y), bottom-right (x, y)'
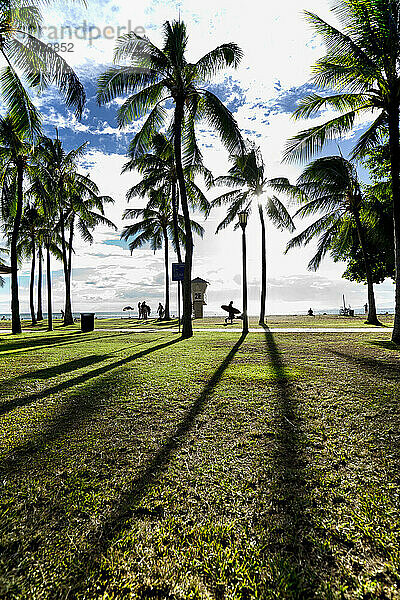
top-left (64, 332), bottom-right (247, 596)
top-left (0, 335), bottom-right (166, 417)
top-left (0, 337), bottom-right (179, 460)
top-left (261, 325), bottom-right (320, 596)
top-left (0, 330), bottom-right (128, 355)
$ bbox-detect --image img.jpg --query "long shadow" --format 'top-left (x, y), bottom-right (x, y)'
top-left (63, 333), bottom-right (247, 595)
top-left (261, 325), bottom-right (318, 595)
top-left (327, 346), bottom-right (400, 482)
top-left (0, 337), bottom-right (177, 421)
top-left (0, 330), bottom-right (130, 356)
top-left (327, 348), bottom-right (400, 382)
top-left (18, 355), bottom-right (111, 381)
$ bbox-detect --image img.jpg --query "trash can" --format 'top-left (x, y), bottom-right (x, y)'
top-left (349, 309), bottom-right (354, 317)
top-left (80, 312), bottom-right (95, 332)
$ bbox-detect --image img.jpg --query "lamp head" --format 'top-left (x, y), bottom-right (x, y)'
top-left (238, 210), bottom-right (248, 230)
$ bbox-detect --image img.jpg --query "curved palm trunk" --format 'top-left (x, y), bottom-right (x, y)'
top-left (388, 106), bottom-right (400, 343)
top-left (46, 242), bottom-right (53, 331)
top-left (29, 234), bottom-right (37, 326)
top-left (174, 99), bottom-right (193, 339)
top-left (37, 245), bottom-right (43, 321)
top-left (60, 211), bottom-right (74, 325)
top-left (258, 203), bottom-right (267, 325)
top-left (11, 160), bottom-right (24, 335)
top-left (163, 227), bottom-right (170, 320)
top-left (353, 210), bottom-right (380, 325)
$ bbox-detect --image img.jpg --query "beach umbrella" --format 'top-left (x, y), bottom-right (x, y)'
top-left (123, 305), bottom-right (134, 318)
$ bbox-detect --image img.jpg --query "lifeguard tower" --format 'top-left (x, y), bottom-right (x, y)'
top-left (191, 277), bottom-right (208, 319)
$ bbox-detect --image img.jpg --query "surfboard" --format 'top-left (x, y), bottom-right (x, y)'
top-left (221, 304), bottom-right (241, 314)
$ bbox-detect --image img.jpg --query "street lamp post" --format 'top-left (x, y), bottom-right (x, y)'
top-left (238, 211), bottom-right (249, 334)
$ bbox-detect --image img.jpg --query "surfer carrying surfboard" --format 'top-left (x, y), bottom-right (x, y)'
top-left (221, 300), bottom-right (241, 324)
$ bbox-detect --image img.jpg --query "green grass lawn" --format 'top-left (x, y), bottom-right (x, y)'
top-left (1, 327), bottom-right (400, 598)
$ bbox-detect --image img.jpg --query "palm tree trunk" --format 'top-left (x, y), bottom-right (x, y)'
top-left (60, 211), bottom-right (74, 325)
top-left (37, 245), bottom-right (43, 321)
top-left (388, 106), bottom-right (400, 343)
top-left (46, 242), bottom-right (53, 331)
top-left (29, 235), bottom-right (37, 326)
top-left (174, 99), bottom-right (193, 339)
top-left (171, 180), bottom-right (182, 263)
top-left (11, 160), bottom-right (24, 335)
top-left (259, 203), bottom-right (267, 325)
top-left (163, 227), bottom-right (170, 320)
top-left (353, 210), bottom-right (380, 325)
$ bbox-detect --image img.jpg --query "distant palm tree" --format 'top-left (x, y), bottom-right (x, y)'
top-left (281, 155), bottom-right (381, 325)
top-left (123, 133), bottom-right (212, 264)
top-left (97, 20), bottom-right (244, 338)
top-left (121, 192), bottom-right (204, 320)
top-left (213, 146), bottom-right (294, 324)
top-left (17, 205), bottom-right (42, 325)
top-left (31, 136), bottom-right (116, 325)
top-left (283, 0), bottom-right (400, 342)
top-left (0, 1), bottom-right (85, 136)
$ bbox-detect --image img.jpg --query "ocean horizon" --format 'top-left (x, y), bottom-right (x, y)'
top-left (0, 308), bottom-right (395, 320)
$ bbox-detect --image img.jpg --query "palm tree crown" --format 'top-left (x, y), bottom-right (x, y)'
top-left (0, 1), bottom-right (85, 135)
top-left (213, 146), bottom-right (294, 323)
top-left (282, 155), bottom-right (381, 324)
top-left (283, 0), bottom-right (400, 341)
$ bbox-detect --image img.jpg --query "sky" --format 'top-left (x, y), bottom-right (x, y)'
top-left (0, 0), bottom-right (396, 316)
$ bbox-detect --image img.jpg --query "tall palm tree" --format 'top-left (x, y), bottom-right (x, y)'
top-left (36, 240), bottom-right (44, 321)
top-left (97, 20), bottom-right (244, 338)
top-left (283, 0), bottom-right (400, 342)
top-left (213, 146), bottom-right (295, 324)
top-left (121, 191), bottom-right (204, 320)
top-left (282, 155), bottom-right (381, 324)
top-left (0, 1), bottom-right (85, 136)
top-left (17, 204), bottom-right (42, 325)
top-left (0, 116), bottom-right (31, 334)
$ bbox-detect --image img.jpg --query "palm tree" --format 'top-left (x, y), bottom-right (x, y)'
top-left (36, 240), bottom-right (44, 321)
top-left (0, 1), bottom-right (85, 136)
top-left (123, 132), bottom-right (212, 264)
top-left (31, 136), bottom-right (116, 325)
top-left (97, 20), bottom-right (244, 338)
top-left (17, 205), bottom-right (42, 325)
top-left (282, 155), bottom-right (381, 325)
top-left (213, 146), bottom-right (295, 324)
top-left (0, 116), bottom-right (31, 334)
top-left (121, 191), bottom-right (204, 320)
top-left (283, 0), bottom-right (400, 342)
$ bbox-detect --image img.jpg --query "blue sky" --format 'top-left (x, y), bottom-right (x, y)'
top-left (0, 0), bottom-right (395, 315)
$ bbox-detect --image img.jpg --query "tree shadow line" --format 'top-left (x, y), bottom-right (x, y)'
top-left (0, 337), bottom-right (179, 457)
top-left (61, 332), bottom-right (247, 597)
top-left (260, 324), bottom-right (321, 596)
top-left (0, 330), bottom-right (130, 356)
top-left (0, 335), bottom-right (166, 417)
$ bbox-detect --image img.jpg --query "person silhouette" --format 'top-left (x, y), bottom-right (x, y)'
top-left (225, 301), bottom-right (237, 325)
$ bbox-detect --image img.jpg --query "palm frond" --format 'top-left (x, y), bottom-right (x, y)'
top-left (194, 43), bottom-right (243, 79)
top-left (265, 196), bottom-right (295, 232)
top-left (283, 110), bottom-right (357, 163)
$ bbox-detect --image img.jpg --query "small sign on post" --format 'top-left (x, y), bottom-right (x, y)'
top-left (172, 263), bottom-right (185, 333)
top-left (172, 262), bottom-right (185, 281)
